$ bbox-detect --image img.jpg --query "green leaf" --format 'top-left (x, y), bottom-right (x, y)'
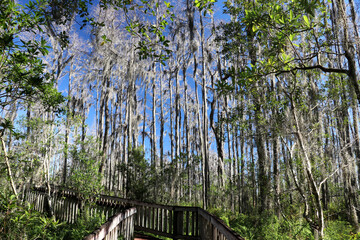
top-left (252, 25), bottom-right (258, 32)
top-left (289, 34), bottom-right (294, 41)
top-left (195, 0), bottom-right (201, 8)
top-left (279, 17), bottom-right (284, 24)
top-left (303, 15), bottom-right (310, 28)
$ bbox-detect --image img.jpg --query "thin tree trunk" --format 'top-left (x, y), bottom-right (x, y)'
top-left (195, 73), bottom-right (205, 208)
top-left (63, 62), bottom-right (73, 185)
top-left (1, 135), bottom-right (17, 198)
top-left (175, 69), bottom-right (180, 201)
top-left (183, 65), bottom-right (191, 202)
top-left (273, 136), bottom-right (280, 218)
top-left (152, 70), bottom-right (157, 168)
top-left (291, 98), bottom-right (325, 239)
top-left (200, 14), bottom-right (210, 209)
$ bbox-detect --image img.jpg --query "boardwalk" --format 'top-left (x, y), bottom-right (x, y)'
top-left (26, 186), bottom-right (245, 240)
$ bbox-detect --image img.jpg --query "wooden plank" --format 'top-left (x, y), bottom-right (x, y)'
top-left (174, 210), bottom-right (184, 237)
top-left (131, 213), bottom-right (135, 238)
top-left (213, 224), bottom-right (217, 240)
top-left (159, 208), bottom-right (163, 232)
top-left (186, 210), bottom-right (189, 236)
top-left (74, 200), bottom-right (78, 223)
top-left (69, 200), bottom-right (73, 223)
top-left (156, 207), bottom-right (159, 231)
top-left (141, 205), bottom-right (145, 227)
top-left (164, 209), bottom-right (168, 233)
top-left (169, 209), bottom-right (173, 235)
top-left (195, 210), bottom-right (199, 236)
top-left (192, 210), bottom-right (195, 236)
top-left (66, 198), bottom-right (70, 222)
top-left (152, 207), bottom-right (155, 230)
top-left (98, 195), bottom-right (173, 210)
top-left (60, 198), bottom-right (64, 221)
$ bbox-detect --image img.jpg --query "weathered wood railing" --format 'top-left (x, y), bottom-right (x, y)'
top-left (26, 187), bottom-right (244, 240)
top-left (25, 187), bottom-right (128, 224)
top-left (91, 195), bottom-right (244, 240)
top-left (24, 187), bottom-right (136, 240)
top-left (84, 207), bottom-right (136, 240)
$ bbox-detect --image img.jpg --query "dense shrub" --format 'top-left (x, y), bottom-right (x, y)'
top-left (208, 207), bottom-right (357, 240)
top-left (0, 190), bottom-right (105, 240)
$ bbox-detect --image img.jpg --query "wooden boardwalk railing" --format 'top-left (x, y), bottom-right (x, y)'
top-left (25, 187), bottom-right (130, 224)
top-left (84, 207), bottom-right (136, 240)
top-left (24, 187), bottom-right (136, 240)
top-left (96, 195), bottom-right (244, 240)
top-left (25, 187), bottom-right (244, 240)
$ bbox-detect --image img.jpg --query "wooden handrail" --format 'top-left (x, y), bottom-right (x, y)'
top-left (25, 188), bottom-right (136, 240)
top-left (84, 208), bottom-right (136, 240)
top-left (198, 208), bottom-right (244, 240)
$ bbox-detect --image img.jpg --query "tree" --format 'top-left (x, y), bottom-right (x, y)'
top-left (0, 0), bottom-right (65, 198)
top-left (218, 0), bottom-right (360, 237)
top-left (0, 0), bottom-right (64, 111)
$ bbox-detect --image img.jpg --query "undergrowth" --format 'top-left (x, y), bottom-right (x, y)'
top-left (208, 208), bottom-right (359, 240)
top-left (0, 192), bottom-right (105, 240)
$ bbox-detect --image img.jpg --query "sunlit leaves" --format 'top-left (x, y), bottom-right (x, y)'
top-left (220, 0), bottom-right (328, 87)
top-left (120, 0), bottom-right (174, 63)
top-left (280, 50), bottom-right (294, 65)
top-left (303, 15), bottom-right (311, 28)
top-left (0, 0), bottom-right (64, 111)
top-left (100, 34), bottom-right (112, 46)
top-left (195, 0), bottom-right (216, 15)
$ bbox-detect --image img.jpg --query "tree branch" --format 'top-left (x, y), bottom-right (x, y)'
top-left (276, 65), bottom-right (349, 75)
top-left (1, 135), bottom-right (17, 199)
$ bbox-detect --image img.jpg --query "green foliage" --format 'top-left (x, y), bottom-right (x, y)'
top-left (116, 0), bottom-right (174, 65)
top-left (208, 209), bottom-right (315, 240)
top-left (324, 220), bottom-right (357, 240)
top-left (0, 190), bottom-right (65, 239)
top-left (66, 136), bottom-right (103, 201)
top-left (219, 0), bottom-right (331, 91)
top-left (0, 0), bottom-right (64, 111)
top-left (0, 189), bottom-right (107, 239)
top-left (195, 0), bottom-right (216, 15)
top-left (122, 146), bottom-right (154, 201)
top-left (208, 206), bottom-right (360, 240)
top-left (60, 209), bottom-right (106, 239)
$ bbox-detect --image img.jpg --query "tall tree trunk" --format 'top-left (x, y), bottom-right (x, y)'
top-left (183, 65), bottom-right (191, 202)
top-left (99, 60), bottom-right (112, 176)
top-left (152, 69), bottom-right (157, 168)
top-left (273, 136), bottom-right (280, 218)
top-left (169, 74), bottom-right (174, 162)
top-left (159, 75), bottom-right (164, 169)
top-left (335, 0), bottom-right (360, 105)
top-left (352, 97), bottom-right (360, 188)
top-left (195, 71), bottom-right (206, 208)
top-left (291, 98), bottom-right (325, 239)
top-left (200, 14), bottom-right (210, 209)
top-left (142, 82), bottom-right (147, 147)
top-left (175, 69), bottom-right (180, 201)
top-left (115, 87), bottom-right (123, 194)
top-left (338, 89), bottom-right (360, 232)
top-left (63, 62), bottom-right (74, 185)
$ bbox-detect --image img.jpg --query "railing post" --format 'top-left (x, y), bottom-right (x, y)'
top-left (173, 208), bottom-right (183, 240)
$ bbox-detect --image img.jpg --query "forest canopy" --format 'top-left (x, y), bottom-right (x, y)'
top-left (1, 0), bottom-right (360, 239)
